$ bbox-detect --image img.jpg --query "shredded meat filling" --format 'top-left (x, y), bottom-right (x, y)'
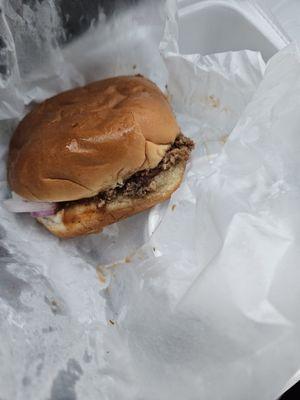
top-left (59, 133), bottom-right (194, 210)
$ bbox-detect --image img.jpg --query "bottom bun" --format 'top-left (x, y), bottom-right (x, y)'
top-left (38, 161), bottom-right (186, 238)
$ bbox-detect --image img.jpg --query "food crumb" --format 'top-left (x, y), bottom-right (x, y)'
top-left (96, 267), bottom-right (106, 284)
top-left (125, 255), bottom-right (132, 263)
top-left (208, 95), bottom-right (220, 108)
top-left (109, 319), bottom-right (115, 325)
top-left (44, 296), bottom-right (62, 315)
top-left (50, 300), bottom-right (59, 313)
top-left (171, 204), bottom-right (176, 211)
top-left (219, 134), bottom-right (229, 145)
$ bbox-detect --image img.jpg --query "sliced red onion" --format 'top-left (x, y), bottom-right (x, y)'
top-left (31, 209), bottom-right (56, 218)
top-left (3, 192), bottom-right (57, 215)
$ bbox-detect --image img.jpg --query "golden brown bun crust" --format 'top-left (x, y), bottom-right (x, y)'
top-left (8, 75), bottom-right (180, 202)
top-left (38, 160), bottom-right (186, 238)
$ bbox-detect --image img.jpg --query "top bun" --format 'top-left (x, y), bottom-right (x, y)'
top-left (8, 75), bottom-right (180, 202)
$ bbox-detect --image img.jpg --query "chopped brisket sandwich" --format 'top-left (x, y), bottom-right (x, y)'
top-left (6, 75), bottom-right (194, 238)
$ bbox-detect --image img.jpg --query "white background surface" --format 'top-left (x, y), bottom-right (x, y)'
top-left (261, 0), bottom-right (300, 41)
top-left (258, 1), bottom-right (300, 393)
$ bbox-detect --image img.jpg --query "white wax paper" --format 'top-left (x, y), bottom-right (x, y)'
top-left (0, 1), bottom-right (299, 399)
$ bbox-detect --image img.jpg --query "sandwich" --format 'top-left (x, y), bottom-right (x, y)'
top-left (6, 75), bottom-right (194, 238)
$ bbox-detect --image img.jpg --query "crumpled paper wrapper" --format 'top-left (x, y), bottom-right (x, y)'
top-left (0, 1), bottom-right (299, 399)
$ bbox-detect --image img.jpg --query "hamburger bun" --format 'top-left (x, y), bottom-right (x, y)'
top-left (8, 75), bottom-right (180, 202)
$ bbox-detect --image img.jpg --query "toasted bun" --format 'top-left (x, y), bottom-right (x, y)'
top-left (37, 161), bottom-right (186, 238)
top-left (8, 75), bottom-right (180, 202)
